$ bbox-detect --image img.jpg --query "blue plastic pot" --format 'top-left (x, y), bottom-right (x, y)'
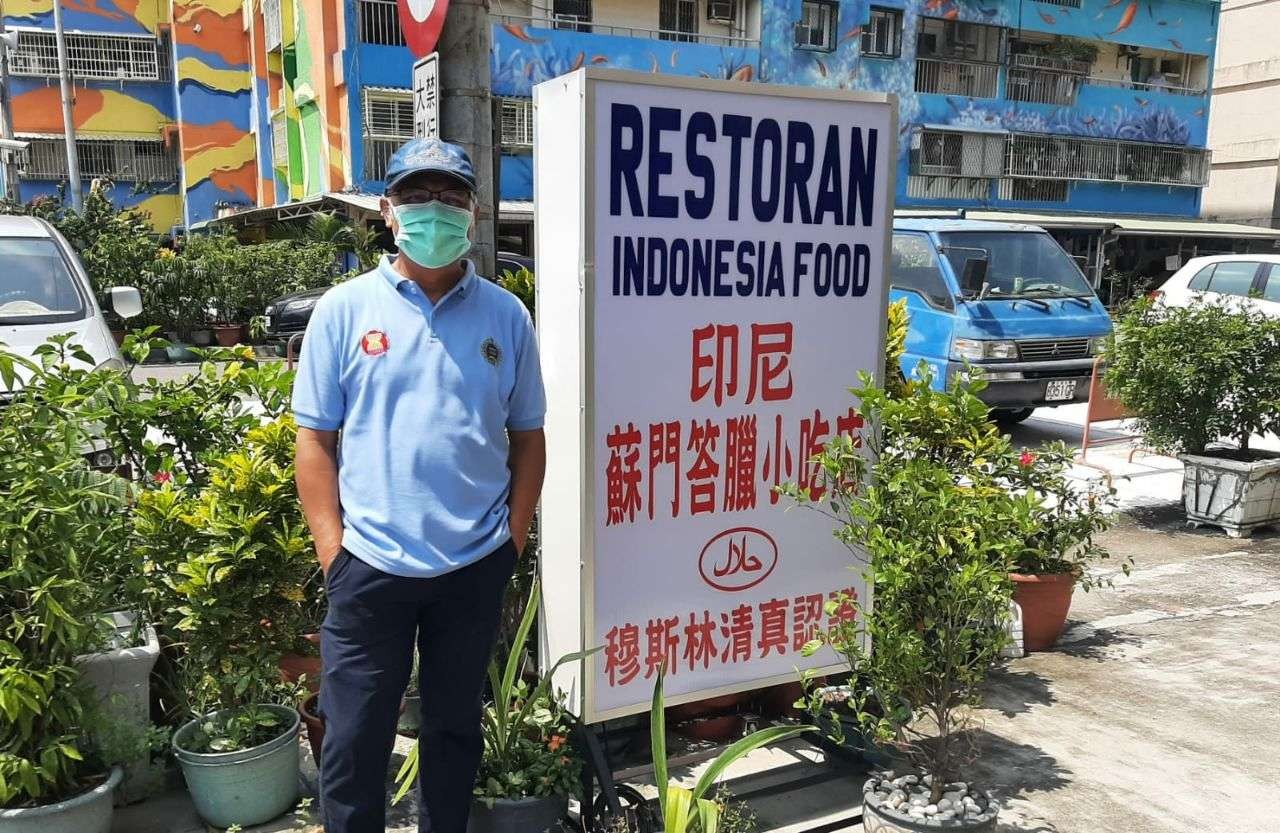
top-left (172, 705), bottom-right (300, 829)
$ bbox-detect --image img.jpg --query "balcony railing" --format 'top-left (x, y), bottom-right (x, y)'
top-left (1010, 53), bottom-right (1090, 75)
top-left (21, 137), bottom-right (178, 182)
top-left (1005, 133), bottom-right (1211, 187)
top-left (363, 136), bottom-right (401, 182)
top-left (493, 14), bottom-right (758, 48)
top-left (914, 57), bottom-right (999, 99)
top-left (1084, 75), bottom-right (1206, 97)
top-left (1006, 67), bottom-right (1081, 106)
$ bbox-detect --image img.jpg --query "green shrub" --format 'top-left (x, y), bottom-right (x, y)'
top-left (0, 342), bottom-right (130, 806)
top-left (1106, 297), bottom-right (1280, 454)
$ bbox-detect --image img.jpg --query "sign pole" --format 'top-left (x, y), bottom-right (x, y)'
top-left (51, 0), bottom-right (82, 212)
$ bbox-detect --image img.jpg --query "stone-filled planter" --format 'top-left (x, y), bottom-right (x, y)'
top-left (1009, 573), bottom-right (1075, 652)
top-left (0, 766), bottom-right (122, 833)
top-left (862, 773), bottom-right (999, 831)
top-left (172, 704), bottom-right (300, 829)
top-left (810, 685), bottom-right (891, 768)
top-left (1180, 451), bottom-right (1280, 538)
top-left (467, 794), bottom-right (568, 833)
top-left (76, 612), bottom-right (160, 804)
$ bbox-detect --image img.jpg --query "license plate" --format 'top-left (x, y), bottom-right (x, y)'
top-left (1045, 380), bottom-right (1077, 401)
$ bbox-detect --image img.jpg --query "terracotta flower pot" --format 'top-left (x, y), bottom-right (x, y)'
top-left (1010, 573), bottom-right (1076, 652)
top-left (278, 633), bottom-right (322, 692)
top-left (673, 713), bottom-right (745, 742)
top-left (109, 328), bottom-right (126, 347)
top-left (300, 692), bottom-right (325, 763)
top-left (213, 324), bottom-right (242, 347)
top-left (758, 681), bottom-right (807, 718)
top-left (666, 692), bottom-right (744, 722)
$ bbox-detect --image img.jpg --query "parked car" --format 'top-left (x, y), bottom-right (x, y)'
top-left (0, 214), bottom-right (142, 465)
top-left (263, 252), bottom-right (535, 356)
top-left (890, 219), bottom-right (1113, 424)
top-left (1153, 254), bottom-right (1280, 316)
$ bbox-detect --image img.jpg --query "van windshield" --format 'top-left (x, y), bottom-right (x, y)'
top-left (0, 237), bottom-right (86, 323)
top-left (939, 231), bottom-right (1094, 299)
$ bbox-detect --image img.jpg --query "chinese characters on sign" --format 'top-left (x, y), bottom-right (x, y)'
top-left (412, 53), bottom-right (439, 140)
top-left (536, 71), bottom-right (894, 721)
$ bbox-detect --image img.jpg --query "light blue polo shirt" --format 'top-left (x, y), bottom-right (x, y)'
top-left (291, 256), bottom-right (545, 578)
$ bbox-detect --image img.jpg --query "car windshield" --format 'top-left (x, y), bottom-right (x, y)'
top-left (939, 231), bottom-right (1094, 299)
top-left (0, 237), bottom-right (86, 322)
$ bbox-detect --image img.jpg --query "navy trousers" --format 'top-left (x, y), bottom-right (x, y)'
top-left (318, 541), bottom-right (517, 833)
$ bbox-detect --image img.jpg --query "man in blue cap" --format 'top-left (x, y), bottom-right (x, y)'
top-left (292, 137), bottom-right (546, 833)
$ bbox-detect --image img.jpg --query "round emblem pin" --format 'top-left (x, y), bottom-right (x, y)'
top-left (481, 337), bottom-right (502, 366)
top-left (361, 330), bottom-right (390, 356)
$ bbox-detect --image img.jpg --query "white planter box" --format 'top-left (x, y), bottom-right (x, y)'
top-left (1180, 452), bottom-right (1280, 538)
top-left (76, 611), bottom-right (160, 804)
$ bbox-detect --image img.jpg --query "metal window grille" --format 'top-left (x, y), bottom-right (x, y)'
top-left (795, 0), bottom-right (837, 52)
top-left (907, 175), bottom-right (990, 200)
top-left (998, 177), bottom-right (1069, 202)
top-left (917, 18), bottom-right (1003, 63)
top-left (914, 57), bottom-right (999, 98)
top-left (862, 7), bottom-right (901, 58)
top-left (660, 0), bottom-right (699, 42)
top-left (912, 129), bottom-right (1004, 178)
top-left (1004, 133), bottom-right (1211, 187)
top-left (363, 89), bottom-right (413, 181)
top-left (271, 111), bottom-right (288, 166)
top-left (707, 0), bottom-right (736, 23)
top-left (8, 29), bottom-right (169, 82)
top-left (1006, 67), bottom-right (1080, 106)
top-left (500, 98), bottom-right (534, 147)
top-left (264, 0), bottom-right (283, 51)
top-left (553, 0), bottom-right (592, 31)
top-left (358, 0), bottom-right (406, 46)
top-left (18, 137), bottom-right (177, 181)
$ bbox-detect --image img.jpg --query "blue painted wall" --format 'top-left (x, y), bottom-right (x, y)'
top-left (492, 0), bottom-right (1217, 216)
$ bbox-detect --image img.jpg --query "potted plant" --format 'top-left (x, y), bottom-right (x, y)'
top-left (394, 582), bottom-right (595, 832)
top-left (1006, 443), bottom-right (1125, 650)
top-left (1107, 298), bottom-right (1280, 537)
top-left (138, 417), bottom-right (313, 828)
top-left (0, 350), bottom-right (133, 832)
top-left (785, 371), bottom-right (1031, 831)
top-left (629, 673), bottom-right (811, 833)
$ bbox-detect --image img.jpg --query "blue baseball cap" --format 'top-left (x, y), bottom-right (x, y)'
top-left (384, 138), bottom-right (477, 193)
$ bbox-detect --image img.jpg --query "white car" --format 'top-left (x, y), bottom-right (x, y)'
top-left (0, 214), bottom-right (142, 378)
top-left (1154, 253), bottom-right (1280, 316)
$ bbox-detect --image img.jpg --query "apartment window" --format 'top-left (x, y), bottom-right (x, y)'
top-left (19, 137), bottom-right (178, 182)
top-left (795, 0), bottom-right (837, 52)
top-left (917, 17), bottom-right (1003, 64)
top-left (553, 0), bottom-right (592, 32)
top-left (363, 89), bottom-right (414, 181)
top-left (999, 177), bottom-right (1069, 202)
top-left (1004, 133), bottom-right (1210, 187)
top-left (264, 0), bottom-right (283, 51)
top-left (912, 129), bottom-right (1004, 178)
top-left (500, 98), bottom-right (534, 147)
top-left (271, 111), bottom-right (288, 167)
top-left (660, 0), bottom-right (699, 42)
top-left (8, 29), bottom-right (170, 82)
top-left (862, 7), bottom-right (902, 58)
top-left (359, 0), bottom-right (406, 46)
top-left (906, 175), bottom-right (990, 201)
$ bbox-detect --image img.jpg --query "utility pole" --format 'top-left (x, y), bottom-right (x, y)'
top-left (51, 0), bottom-right (82, 211)
top-left (0, 24), bottom-right (20, 201)
top-left (437, 0), bottom-right (495, 277)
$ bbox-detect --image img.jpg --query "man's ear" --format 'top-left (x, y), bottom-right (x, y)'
top-left (380, 196), bottom-right (396, 231)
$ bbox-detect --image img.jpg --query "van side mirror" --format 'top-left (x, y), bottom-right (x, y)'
top-left (960, 257), bottom-right (988, 295)
top-left (110, 286), bottom-right (142, 319)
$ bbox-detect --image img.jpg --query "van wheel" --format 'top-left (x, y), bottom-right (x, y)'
top-left (993, 407), bottom-right (1035, 425)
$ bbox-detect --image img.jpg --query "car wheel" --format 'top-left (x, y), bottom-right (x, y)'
top-left (993, 407), bottom-right (1035, 425)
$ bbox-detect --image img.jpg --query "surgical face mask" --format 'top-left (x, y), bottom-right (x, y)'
top-left (391, 201), bottom-right (473, 268)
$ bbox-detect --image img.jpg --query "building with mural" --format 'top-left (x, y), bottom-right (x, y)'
top-left (2, 0), bottom-right (1225, 246)
top-left (1, 0), bottom-right (256, 230)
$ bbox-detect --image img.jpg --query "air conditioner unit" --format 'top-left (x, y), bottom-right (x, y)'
top-left (707, 0), bottom-right (735, 23)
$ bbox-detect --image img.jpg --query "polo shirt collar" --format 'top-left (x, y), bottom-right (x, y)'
top-left (377, 255), bottom-right (478, 303)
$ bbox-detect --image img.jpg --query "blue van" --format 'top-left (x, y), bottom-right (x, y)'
top-left (889, 219), bottom-right (1113, 423)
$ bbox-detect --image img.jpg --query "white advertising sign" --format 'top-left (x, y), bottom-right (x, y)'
top-left (412, 52), bottom-right (439, 139)
top-left (535, 69), bottom-right (896, 722)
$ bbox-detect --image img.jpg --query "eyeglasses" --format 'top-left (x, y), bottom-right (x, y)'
top-left (389, 185), bottom-right (473, 210)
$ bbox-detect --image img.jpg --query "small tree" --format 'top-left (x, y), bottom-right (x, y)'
top-left (1106, 297), bottom-right (1280, 455)
top-left (786, 372), bottom-right (1031, 804)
